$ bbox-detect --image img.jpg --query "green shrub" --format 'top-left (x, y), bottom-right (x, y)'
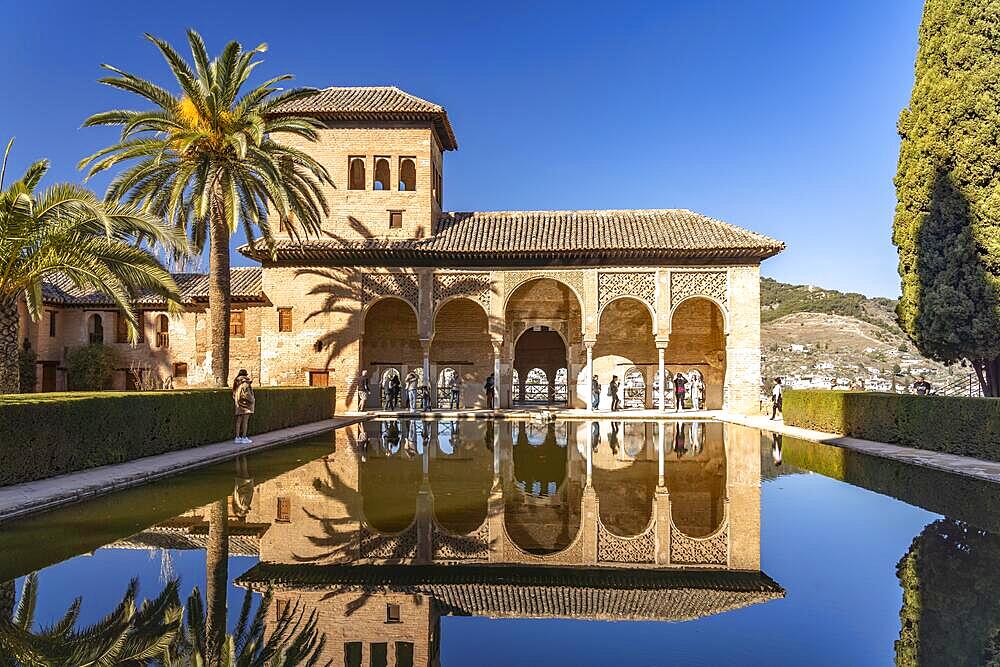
top-left (66, 344), bottom-right (118, 390)
top-left (18, 348), bottom-right (36, 393)
top-left (0, 386), bottom-right (336, 486)
top-left (784, 389), bottom-right (1000, 461)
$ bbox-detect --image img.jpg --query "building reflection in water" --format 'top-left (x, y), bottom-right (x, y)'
top-left (121, 419), bottom-right (782, 667)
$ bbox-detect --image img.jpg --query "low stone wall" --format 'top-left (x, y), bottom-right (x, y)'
top-left (783, 389), bottom-right (1000, 461)
top-left (0, 387), bottom-right (335, 486)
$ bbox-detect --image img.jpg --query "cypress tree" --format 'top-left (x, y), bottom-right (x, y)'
top-left (893, 0), bottom-right (1000, 396)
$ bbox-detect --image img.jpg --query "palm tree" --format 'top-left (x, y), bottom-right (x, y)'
top-left (169, 498), bottom-right (329, 666)
top-left (80, 30), bottom-right (332, 387)
top-left (171, 586), bottom-right (330, 666)
top-left (0, 139), bottom-right (186, 394)
top-left (0, 573), bottom-right (183, 666)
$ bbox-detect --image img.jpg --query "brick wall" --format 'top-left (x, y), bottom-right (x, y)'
top-left (274, 120), bottom-right (440, 240)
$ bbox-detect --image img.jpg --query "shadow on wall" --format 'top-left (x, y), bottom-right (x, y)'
top-left (293, 217), bottom-right (503, 407)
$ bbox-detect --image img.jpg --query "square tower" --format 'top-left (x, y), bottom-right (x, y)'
top-left (266, 86), bottom-right (457, 241)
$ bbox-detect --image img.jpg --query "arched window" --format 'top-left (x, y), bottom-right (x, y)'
top-left (399, 158), bottom-right (416, 191)
top-left (373, 157), bottom-right (390, 190)
top-left (155, 314), bottom-right (169, 348)
top-left (437, 367), bottom-right (456, 408)
top-left (554, 368), bottom-right (568, 403)
top-left (623, 368), bottom-right (646, 409)
top-left (524, 368), bottom-right (548, 402)
top-left (511, 368), bottom-right (520, 402)
top-left (348, 157), bottom-right (366, 190)
top-left (88, 314), bottom-right (104, 344)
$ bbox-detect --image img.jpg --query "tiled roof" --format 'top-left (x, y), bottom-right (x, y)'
top-left (268, 86), bottom-right (458, 151)
top-left (41, 268), bottom-right (264, 307)
top-left (106, 529), bottom-right (260, 557)
top-left (236, 564), bottom-right (785, 622)
top-left (239, 209), bottom-right (784, 266)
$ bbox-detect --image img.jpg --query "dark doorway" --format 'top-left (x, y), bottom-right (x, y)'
top-left (513, 327), bottom-right (567, 405)
top-left (41, 362), bottom-right (57, 392)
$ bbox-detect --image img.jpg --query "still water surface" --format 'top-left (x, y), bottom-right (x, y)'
top-left (2, 419), bottom-right (999, 665)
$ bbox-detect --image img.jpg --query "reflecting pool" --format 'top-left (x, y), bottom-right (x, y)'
top-left (2, 419), bottom-right (999, 665)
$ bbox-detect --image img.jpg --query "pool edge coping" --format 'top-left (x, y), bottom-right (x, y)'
top-left (0, 416), bottom-right (364, 526)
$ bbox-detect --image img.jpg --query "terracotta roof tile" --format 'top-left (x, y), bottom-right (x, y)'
top-left (236, 563), bottom-right (785, 622)
top-left (240, 209), bottom-right (784, 266)
top-left (269, 86), bottom-right (458, 150)
top-left (41, 268), bottom-right (264, 307)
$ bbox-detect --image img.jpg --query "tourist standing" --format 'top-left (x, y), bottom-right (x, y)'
top-left (690, 421), bottom-right (703, 455)
top-left (231, 456), bottom-right (254, 520)
top-left (450, 372), bottom-right (462, 409)
top-left (591, 375), bottom-right (601, 410)
top-left (689, 372), bottom-right (704, 411)
top-left (913, 375), bottom-right (931, 396)
top-left (386, 373), bottom-right (401, 410)
top-left (674, 372), bottom-right (688, 412)
top-left (673, 422), bottom-right (688, 457)
top-left (485, 373), bottom-right (496, 409)
top-left (770, 377), bottom-right (783, 420)
top-left (609, 375), bottom-right (621, 411)
top-left (771, 432), bottom-right (782, 466)
top-left (404, 370), bottom-right (419, 411)
top-left (232, 369), bottom-right (255, 444)
top-left (420, 384), bottom-right (431, 411)
top-left (357, 369), bottom-right (370, 412)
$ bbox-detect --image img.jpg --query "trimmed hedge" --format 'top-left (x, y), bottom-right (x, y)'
top-left (0, 386), bottom-right (336, 487)
top-left (784, 389), bottom-right (1000, 461)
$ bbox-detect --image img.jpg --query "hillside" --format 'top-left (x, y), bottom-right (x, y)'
top-left (759, 278), bottom-right (953, 390)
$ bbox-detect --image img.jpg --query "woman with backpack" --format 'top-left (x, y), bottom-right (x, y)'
top-left (232, 369), bottom-right (255, 444)
top-left (609, 375), bottom-right (621, 411)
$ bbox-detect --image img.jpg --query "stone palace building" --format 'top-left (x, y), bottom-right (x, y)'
top-left (22, 87), bottom-right (783, 414)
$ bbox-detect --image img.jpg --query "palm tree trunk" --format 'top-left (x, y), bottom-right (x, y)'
top-left (0, 299), bottom-right (19, 394)
top-left (208, 205), bottom-right (231, 388)
top-left (204, 499), bottom-right (229, 665)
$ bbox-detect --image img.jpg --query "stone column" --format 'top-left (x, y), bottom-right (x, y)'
top-left (420, 339), bottom-right (431, 404)
top-left (654, 487), bottom-right (671, 565)
top-left (656, 342), bottom-right (668, 412)
top-left (582, 486), bottom-right (598, 564)
top-left (657, 420), bottom-right (665, 486)
top-left (416, 442), bottom-right (432, 563)
top-left (584, 340), bottom-right (595, 411)
top-left (492, 341), bottom-right (502, 410)
top-left (586, 428), bottom-right (593, 486)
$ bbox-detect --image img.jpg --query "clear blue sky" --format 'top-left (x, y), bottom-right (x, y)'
top-left (0, 0), bottom-right (923, 298)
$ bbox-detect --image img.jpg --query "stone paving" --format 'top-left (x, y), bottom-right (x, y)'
top-left (0, 416), bottom-right (362, 525)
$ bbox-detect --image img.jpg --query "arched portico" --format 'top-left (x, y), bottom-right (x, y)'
top-left (362, 297), bottom-right (422, 409)
top-left (504, 422), bottom-right (582, 554)
top-left (430, 297), bottom-right (491, 408)
top-left (504, 278), bottom-right (584, 407)
top-left (591, 297), bottom-right (658, 410)
top-left (667, 297), bottom-right (728, 410)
